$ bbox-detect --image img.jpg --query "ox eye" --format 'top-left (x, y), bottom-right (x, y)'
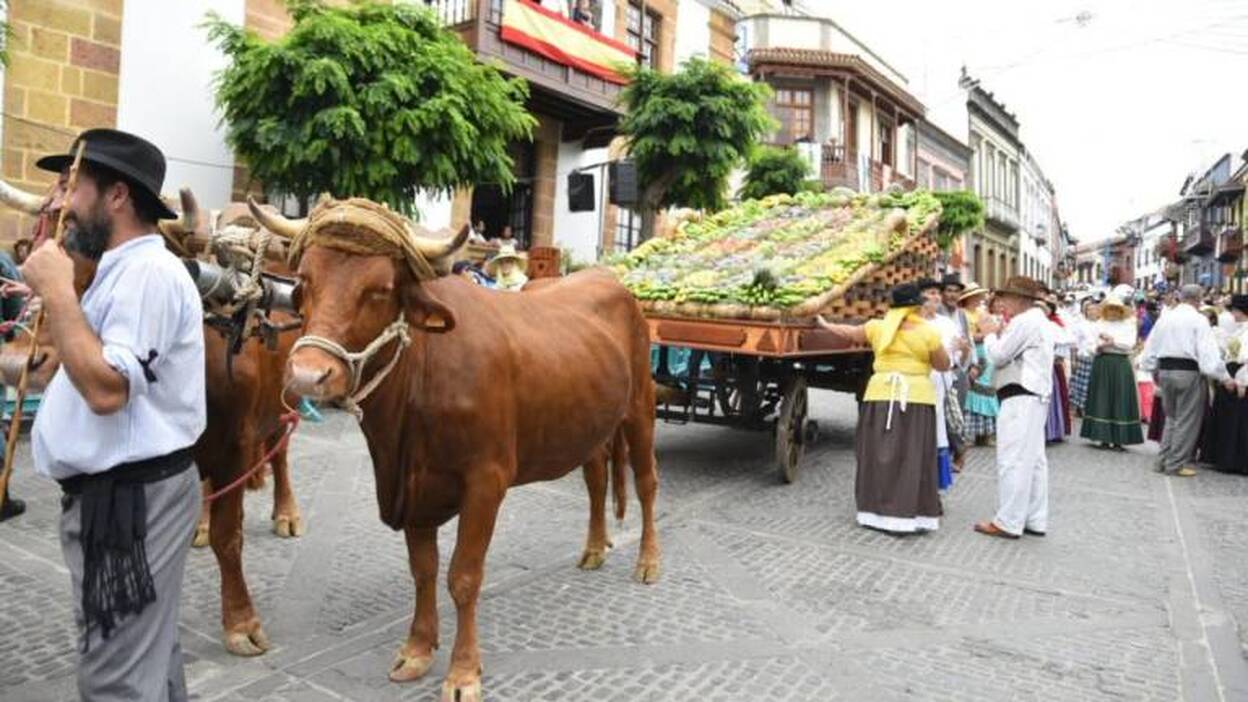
top-left (290, 282), bottom-right (303, 310)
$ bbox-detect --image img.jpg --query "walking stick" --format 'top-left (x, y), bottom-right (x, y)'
top-left (0, 140), bottom-right (87, 514)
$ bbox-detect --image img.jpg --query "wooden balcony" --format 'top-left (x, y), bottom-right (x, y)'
top-left (1218, 226), bottom-right (1243, 263)
top-left (426, 0), bottom-right (627, 142)
top-left (1155, 234), bottom-right (1186, 264)
top-left (818, 144), bottom-right (914, 193)
top-left (1183, 223), bottom-right (1215, 256)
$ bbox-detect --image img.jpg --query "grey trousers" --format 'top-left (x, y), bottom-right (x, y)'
top-left (1158, 369), bottom-right (1206, 473)
top-left (59, 466), bottom-right (199, 702)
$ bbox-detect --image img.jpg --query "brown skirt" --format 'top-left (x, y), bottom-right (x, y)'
top-left (855, 401), bottom-right (942, 527)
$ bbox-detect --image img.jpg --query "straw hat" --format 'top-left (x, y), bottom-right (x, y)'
top-left (485, 241), bottom-right (527, 277)
top-left (957, 283), bottom-right (989, 304)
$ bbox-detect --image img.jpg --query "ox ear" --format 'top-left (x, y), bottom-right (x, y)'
top-left (403, 282), bottom-right (456, 333)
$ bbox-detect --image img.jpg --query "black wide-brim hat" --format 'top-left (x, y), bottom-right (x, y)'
top-left (891, 282), bottom-right (922, 307)
top-left (940, 272), bottom-right (965, 291)
top-left (1231, 294), bottom-right (1248, 314)
top-left (36, 128), bottom-right (177, 220)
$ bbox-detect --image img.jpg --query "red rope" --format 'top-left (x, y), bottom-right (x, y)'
top-left (202, 410), bottom-right (301, 503)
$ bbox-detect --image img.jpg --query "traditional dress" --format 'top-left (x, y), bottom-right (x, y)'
top-left (1045, 315), bottom-right (1073, 442)
top-left (1068, 312), bottom-right (1096, 413)
top-left (855, 307), bottom-right (943, 533)
top-left (1080, 317), bottom-right (1145, 447)
top-left (985, 305), bottom-right (1055, 536)
top-left (930, 314), bottom-right (963, 490)
top-left (1200, 321), bottom-right (1248, 474)
top-left (1139, 302), bottom-right (1229, 473)
top-left (964, 307), bottom-right (999, 441)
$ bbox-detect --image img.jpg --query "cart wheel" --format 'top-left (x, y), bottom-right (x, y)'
top-left (776, 377), bottom-right (808, 484)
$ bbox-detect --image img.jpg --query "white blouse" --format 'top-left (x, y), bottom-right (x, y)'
top-left (1094, 318), bottom-right (1138, 354)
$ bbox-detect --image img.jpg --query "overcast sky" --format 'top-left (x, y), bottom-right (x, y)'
top-left (807, 0), bottom-right (1248, 242)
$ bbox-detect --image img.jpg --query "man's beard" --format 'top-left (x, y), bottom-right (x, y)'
top-left (64, 207), bottom-right (111, 262)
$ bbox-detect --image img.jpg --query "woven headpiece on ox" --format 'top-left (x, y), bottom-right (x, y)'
top-left (248, 196), bottom-right (468, 283)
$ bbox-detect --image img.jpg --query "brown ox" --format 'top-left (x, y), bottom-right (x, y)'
top-left (0, 184), bottom-right (301, 657)
top-left (251, 200), bottom-right (660, 702)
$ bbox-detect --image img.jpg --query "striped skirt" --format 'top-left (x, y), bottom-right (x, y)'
top-left (1070, 354), bottom-right (1093, 411)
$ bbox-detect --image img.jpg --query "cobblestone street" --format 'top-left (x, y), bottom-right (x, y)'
top-left (2, 391), bottom-right (1247, 701)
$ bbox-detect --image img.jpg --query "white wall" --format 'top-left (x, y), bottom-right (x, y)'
top-left (414, 190), bottom-right (453, 230)
top-left (116, 0), bottom-right (243, 208)
top-left (768, 17), bottom-right (822, 50)
top-left (674, 0), bottom-right (710, 65)
top-left (600, 0), bottom-right (617, 38)
top-left (553, 140), bottom-right (608, 264)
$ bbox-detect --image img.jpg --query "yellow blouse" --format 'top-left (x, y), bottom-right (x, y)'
top-left (861, 311), bottom-right (942, 405)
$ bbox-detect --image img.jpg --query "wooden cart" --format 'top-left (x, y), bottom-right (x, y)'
top-left (644, 228), bottom-right (943, 483)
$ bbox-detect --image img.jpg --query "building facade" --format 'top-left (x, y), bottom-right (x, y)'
top-left (964, 72), bottom-right (1021, 289)
top-left (1018, 148), bottom-right (1055, 287)
top-left (1, 0), bottom-right (742, 263)
top-left (741, 11), bottom-right (923, 193)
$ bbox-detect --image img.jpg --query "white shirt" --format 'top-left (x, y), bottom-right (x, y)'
top-left (33, 236), bottom-right (206, 480)
top-left (985, 306), bottom-right (1055, 398)
top-left (1138, 302), bottom-right (1229, 381)
top-left (929, 314), bottom-right (959, 449)
top-left (1093, 318), bottom-right (1138, 352)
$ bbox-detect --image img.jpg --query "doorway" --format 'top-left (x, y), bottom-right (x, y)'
top-left (470, 141), bottom-right (536, 248)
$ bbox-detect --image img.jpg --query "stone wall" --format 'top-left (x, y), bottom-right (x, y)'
top-left (229, 0), bottom-right (294, 202)
top-left (2, 0), bottom-right (124, 242)
top-left (708, 7), bottom-right (736, 66)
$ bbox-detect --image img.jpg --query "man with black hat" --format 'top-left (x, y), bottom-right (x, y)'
top-left (21, 129), bottom-right (205, 700)
top-left (1139, 283), bottom-right (1233, 477)
top-left (938, 272), bottom-right (973, 462)
top-left (973, 276), bottom-right (1054, 539)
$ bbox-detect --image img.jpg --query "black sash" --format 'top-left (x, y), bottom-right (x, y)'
top-left (58, 447), bottom-right (194, 650)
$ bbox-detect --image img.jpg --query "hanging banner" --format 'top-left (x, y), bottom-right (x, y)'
top-left (499, 0), bottom-right (637, 85)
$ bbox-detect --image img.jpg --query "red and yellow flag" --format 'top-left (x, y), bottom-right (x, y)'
top-left (499, 0), bottom-right (637, 85)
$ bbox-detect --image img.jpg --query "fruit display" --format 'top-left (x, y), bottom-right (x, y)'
top-left (608, 188), bottom-right (942, 320)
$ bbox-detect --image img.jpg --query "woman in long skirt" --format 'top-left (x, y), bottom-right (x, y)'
top-left (1044, 295), bottom-right (1073, 442)
top-left (1201, 296), bottom-right (1248, 472)
top-left (959, 285), bottom-right (998, 446)
top-left (1080, 295), bottom-right (1144, 449)
top-left (1069, 299), bottom-right (1100, 414)
top-left (818, 282), bottom-right (953, 534)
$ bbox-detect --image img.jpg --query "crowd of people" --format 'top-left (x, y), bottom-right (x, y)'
top-left (821, 273), bottom-right (1248, 540)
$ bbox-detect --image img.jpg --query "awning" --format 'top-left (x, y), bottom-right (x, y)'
top-left (499, 0), bottom-right (637, 85)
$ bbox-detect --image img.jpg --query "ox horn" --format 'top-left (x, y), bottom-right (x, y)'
top-left (246, 196), bottom-right (305, 239)
top-left (406, 222), bottom-right (471, 261)
top-left (0, 180), bottom-right (46, 214)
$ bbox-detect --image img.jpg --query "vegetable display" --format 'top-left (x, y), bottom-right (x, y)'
top-left (608, 188), bottom-right (942, 320)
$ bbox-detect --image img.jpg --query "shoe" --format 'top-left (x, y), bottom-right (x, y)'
top-left (0, 496), bottom-right (26, 522)
top-left (973, 521), bottom-right (1020, 540)
top-left (1023, 528), bottom-right (1046, 537)
top-left (1175, 466), bottom-right (1198, 477)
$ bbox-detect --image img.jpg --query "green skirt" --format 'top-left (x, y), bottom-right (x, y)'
top-left (1079, 353), bottom-right (1144, 446)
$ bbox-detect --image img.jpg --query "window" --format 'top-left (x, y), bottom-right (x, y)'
top-left (615, 207), bottom-right (642, 252)
top-left (627, 1), bottom-right (660, 69)
top-left (879, 116), bottom-right (894, 167)
top-left (771, 87), bottom-right (814, 144)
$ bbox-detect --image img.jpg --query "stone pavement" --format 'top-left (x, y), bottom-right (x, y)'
top-left (2, 391), bottom-right (1247, 701)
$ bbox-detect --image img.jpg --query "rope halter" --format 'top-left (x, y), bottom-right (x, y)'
top-left (292, 312), bottom-right (412, 420)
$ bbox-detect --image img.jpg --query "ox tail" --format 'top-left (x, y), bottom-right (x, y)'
top-left (611, 427), bottom-right (629, 521)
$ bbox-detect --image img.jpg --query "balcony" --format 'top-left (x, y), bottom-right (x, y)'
top-left (818, 144), bottom-right (915, 193)
top-left (426, 0), bottom-right (630, 142)
top-left (1155, 234), bottom-right (1186, 264)
top-left (1183, 223), bottom-right (1215, 256)
top-left (1217, 226), bottom-right (1243, 263)
top-left (984, 196), bottom-right (1019, 232)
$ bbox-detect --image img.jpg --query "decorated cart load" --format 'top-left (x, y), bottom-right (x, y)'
top-left (609, 189), bottom-right (942, 320)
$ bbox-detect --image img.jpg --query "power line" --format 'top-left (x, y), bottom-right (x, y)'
top-left (0, 110), bottom-right (239, 171)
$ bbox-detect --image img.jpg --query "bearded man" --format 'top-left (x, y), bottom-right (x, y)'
top-left (22, 129), bottom-right (205, 700)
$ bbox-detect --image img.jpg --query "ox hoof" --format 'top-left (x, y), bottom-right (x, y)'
top-left (633, 560), bottom-right (661, 585)
top-left (389, 650), bottom-right (435, 682)
top-left (191, 522), bottom-right (210, 548)
top-left (577, 547), bottom-right (609, 571)
top-left (440, 678), bottom-right (483, 702)
top-left (224, 624), bottom-right (271, 657)
top-left (273, 514), bottom-right (305, 538)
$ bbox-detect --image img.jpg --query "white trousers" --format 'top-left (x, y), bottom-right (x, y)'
top-left (994, 395), bottom-right (1049, 535)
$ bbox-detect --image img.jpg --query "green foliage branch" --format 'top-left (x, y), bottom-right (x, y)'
top-left (205, 0), bottom-right (536, 215)
top-left (618, 57), bottom-right (776, 241)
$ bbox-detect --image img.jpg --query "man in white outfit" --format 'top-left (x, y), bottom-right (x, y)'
top-left (973, 276), bottom-right (1055, 539)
